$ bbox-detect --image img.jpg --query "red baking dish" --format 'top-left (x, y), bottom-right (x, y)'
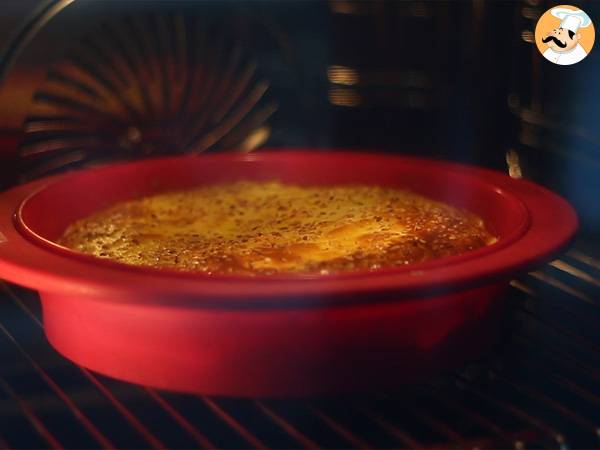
top-left (0, 150), bottom-right (577, 397)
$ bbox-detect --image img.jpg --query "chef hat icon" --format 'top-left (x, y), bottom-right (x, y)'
top-left (551, 7), bottom-right (592, 33)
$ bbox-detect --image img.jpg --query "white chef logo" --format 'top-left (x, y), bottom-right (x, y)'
top-left (535, 6), bottom-right (594, 66)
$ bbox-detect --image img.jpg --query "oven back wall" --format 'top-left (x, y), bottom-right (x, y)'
top-left (0, 0), bottom-right (596, 235)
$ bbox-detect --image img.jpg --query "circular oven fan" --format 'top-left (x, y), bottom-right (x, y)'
top-left (17, 11), bottom-right (279, 180)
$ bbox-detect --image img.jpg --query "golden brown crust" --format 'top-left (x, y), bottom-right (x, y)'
top-left (58, 181), bottom-right (496, 275)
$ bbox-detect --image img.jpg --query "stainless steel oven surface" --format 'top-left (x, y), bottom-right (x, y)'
top-left (0, 1), bottom-right (598, 449)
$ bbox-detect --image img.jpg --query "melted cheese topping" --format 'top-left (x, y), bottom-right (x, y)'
top-left (59, 181), bottom-right (496, 275)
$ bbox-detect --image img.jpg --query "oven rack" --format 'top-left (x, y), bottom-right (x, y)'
top-left (0, 238), bottom-right (598, 449)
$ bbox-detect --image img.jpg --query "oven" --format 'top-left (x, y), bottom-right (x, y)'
top-left (0, 1), bottom-right (598, 448)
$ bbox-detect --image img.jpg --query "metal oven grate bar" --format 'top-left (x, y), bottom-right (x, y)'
top-left (0, 239), bottom-right (598, 449)
top-left (0, 371), bottom-right (63, 450)
top-left (0, 286), bottom-right (114, 449)
top-left (142, 389), bottom-right (217, 450)
top-left (252, 401), bottom-right (320, 450)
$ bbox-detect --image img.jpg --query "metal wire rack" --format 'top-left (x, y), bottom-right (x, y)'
top-left (0, 238), bottom-right (598, 449)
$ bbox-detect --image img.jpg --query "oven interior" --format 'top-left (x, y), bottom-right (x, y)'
top-left (0, 1), bottom-right (598, 448)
